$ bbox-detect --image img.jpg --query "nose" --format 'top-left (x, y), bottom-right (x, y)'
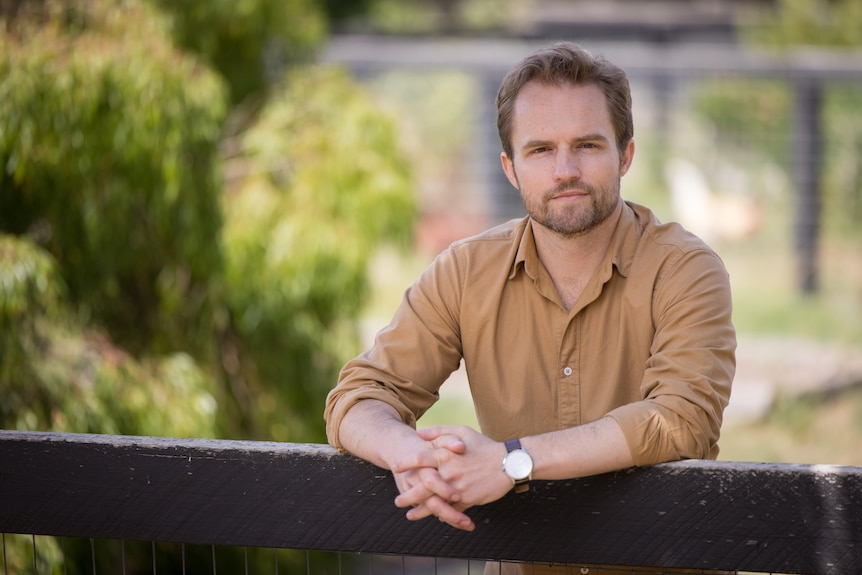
top-left (553, 148), bottom-right (580, 181)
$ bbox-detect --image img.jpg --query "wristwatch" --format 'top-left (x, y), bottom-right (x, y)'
top-left (502, 438), bottom-right (533, 493)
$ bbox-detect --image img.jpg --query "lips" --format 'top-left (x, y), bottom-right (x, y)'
top-left (548, 181), bottom-right (591, 200)
top-left (550, 189), bottom-right (588, 200)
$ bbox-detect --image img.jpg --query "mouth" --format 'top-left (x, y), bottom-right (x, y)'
top-left (550, 189), bottom-right (589, 201)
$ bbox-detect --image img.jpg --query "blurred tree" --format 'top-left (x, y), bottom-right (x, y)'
top-left (148, 0), bottom-right (326, 107)
top-left (0, 0), bottom-right (228, 360)
top-left (0, 234), bottom-right (218, 437)
top-left (320, 0), bottom-right (376, 26)
top-left (1, 0), bottom-right (417, 445)
top-left (1, 0), bottom-right (414, 571)
top-left (221, 66), bottom-right (415, 441)
top-left (359, 0), bottom-right (529, 34)
top-left (745, 0), bottom-right (862, 239)
top-left (749, 0), bottom-right (862, 47)
top-left (692, 79), bottom-right (791, 171)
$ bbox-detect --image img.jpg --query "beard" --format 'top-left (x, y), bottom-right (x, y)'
top-left (520, 177), bottom-right (621, 238)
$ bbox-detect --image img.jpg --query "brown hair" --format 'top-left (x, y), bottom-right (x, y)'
top-left (496, 42), bottom-right (633, 159)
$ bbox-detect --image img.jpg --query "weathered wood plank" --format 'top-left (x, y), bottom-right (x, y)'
top-left (1, 431), bottom-right (860, 574)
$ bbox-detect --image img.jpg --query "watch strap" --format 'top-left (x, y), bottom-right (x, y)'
top-left (504, 438), bottom-right (531, 493)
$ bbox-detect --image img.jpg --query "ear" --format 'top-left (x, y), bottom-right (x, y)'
top-left (501, 152), bottom-right (520, 190)
top-left (619, 139), bottom-right (635, 176)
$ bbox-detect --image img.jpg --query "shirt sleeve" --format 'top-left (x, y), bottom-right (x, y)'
top-left (606, 247), bottom-right (736, 466)
top-left (324, 248), bottom-right (465, 450)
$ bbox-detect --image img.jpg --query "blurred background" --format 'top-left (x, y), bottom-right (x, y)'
top-left (2, 0), bottom-right (862, 572)
top-left (2, 0), bottom-right (861, 461)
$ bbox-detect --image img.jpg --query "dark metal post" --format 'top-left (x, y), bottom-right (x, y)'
top-left (792, 75), bottom-right (823, 295)
top-left (479, 71), bottom-right (524, 224)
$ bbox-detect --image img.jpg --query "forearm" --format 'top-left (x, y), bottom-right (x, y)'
top-left (337, 399), bottom-right (420, 470)
top-left (341, 400), bottom-right (475, 531)
top-left (522, 416), bottom-right (635, 480)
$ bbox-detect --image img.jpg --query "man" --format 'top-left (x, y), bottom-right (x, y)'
top-left (324, 42), bottom-right (736, 574)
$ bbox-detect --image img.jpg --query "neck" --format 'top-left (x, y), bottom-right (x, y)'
top-left (532, 201), bottom-right (623, 311)
top-left (533, 200), bottom-right (622, 267)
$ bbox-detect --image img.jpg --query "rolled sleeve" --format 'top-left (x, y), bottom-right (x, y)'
top-left (324, 379), bottom-right (419, 451)
top-left (608, 248), bottom-right (736, 466)
top-left (324, 248), bottom-right (465, 450)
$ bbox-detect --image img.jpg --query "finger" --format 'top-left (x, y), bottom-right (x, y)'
top-left (417, 427), bottom-right (467, 454)
top-left (391, 450), bottom-right (438, 473)
top-left (394, 469), bottom-right (460, 507)
top-left (407, 495), bottom-right (475, 532)
top-left (417, 425), bottom-right (460, 442)
top-left (393, 482), bottom-right (433, 509)
top-left (392, 443), bottom-right (461, 473)
top-left (432, 434), bottom-right (467, 454)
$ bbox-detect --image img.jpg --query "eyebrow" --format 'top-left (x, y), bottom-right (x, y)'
top-left (521, 133), bottom-right (611, 151)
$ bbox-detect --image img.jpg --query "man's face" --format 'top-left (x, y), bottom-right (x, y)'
top-left (501, 81), bottom-right (634, 237)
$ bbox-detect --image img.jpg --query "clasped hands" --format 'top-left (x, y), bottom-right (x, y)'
top-left (387, 425), bottom-right (513, 532)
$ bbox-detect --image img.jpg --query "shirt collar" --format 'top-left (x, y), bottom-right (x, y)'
top-left (509, 201), bottom-right (644, 281)
top-left (510, 217), bottom-right (538, 281)
top-left (608, 201), bottom-right (643, 279)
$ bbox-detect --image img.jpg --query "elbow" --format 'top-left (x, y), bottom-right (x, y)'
top-left (615, 406), bottom-right (720, 467)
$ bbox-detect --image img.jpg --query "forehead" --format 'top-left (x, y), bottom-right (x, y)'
top-left (510, 81), bottom-right (613, 143)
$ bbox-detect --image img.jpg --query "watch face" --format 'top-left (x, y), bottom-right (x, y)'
top-left (504, 449), bottom-right (533, 480)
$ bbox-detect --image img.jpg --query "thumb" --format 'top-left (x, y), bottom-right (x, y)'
top-left (418, 427), bottom-right (467, 454)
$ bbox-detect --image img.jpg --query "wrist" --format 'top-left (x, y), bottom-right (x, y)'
top-left (501, 438), bottom-right (533, 493)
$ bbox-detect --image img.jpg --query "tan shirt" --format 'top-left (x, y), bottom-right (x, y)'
top-left (325, 201), bottom-right (736, 466)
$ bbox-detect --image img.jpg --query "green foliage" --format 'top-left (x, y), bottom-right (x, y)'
top-left (822, 84), bottom-right (862, 235)
top-left (0, 234), bottom-right (65, 402)
top-left (361, 0), bottom-right (529, 34)
top-left (0, 0), bottom-right (417, 447)
top-left (149, 0), bottom-right (326, 106)
top-left (1, 534), bottom-right (64, 575)
top-left (0, 2), bottom-right (228, 358)
top-left (739, 0), bottom-right (862, 237)
top-left (747, 0), bottom-right (862, 47)
top-left (1, 2), bottom-right (417, 571)
top-left (222, 67), bottom-right (415, 441)
top-left (320, 0), bottom-right (376, 24)
top-left (0, 235), bottom-right (218, 437)
top-left (692, 78), bottom-right (791, 169)
top-left (0, 235), bottom-right (64, 326)
top-left (691, 79), bottom-right (862, 241)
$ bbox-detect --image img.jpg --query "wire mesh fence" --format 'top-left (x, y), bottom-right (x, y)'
top-left (1, 533), bottom-right (786, 575)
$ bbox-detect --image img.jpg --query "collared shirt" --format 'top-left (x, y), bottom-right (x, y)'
top-left (325, 201), bottom-right (736, 466)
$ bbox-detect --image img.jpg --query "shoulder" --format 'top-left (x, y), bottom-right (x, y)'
top-left (449, 217), bottom-right (526, 249)
top-left (627, 202), bottom-right (714, 255)
top-left (618, 202), bottom-right (730, 296)
top-left (416, 217), bottom-right (528, 295)
top-left (441, 217), bottom-right (527, 268)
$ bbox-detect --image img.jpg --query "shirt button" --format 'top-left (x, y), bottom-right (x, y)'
top-left (563, 366), bottom-right (573, 376)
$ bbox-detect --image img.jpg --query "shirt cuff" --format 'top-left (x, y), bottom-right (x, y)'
top-left (324, 387), bottom-right (418, 451)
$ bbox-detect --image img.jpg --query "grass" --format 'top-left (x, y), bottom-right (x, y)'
top-left (722, 236), bottom-right (862, 344)
top-left (720, 386), bottom-right (862, 466)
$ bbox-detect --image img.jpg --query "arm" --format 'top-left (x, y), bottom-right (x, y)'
top-left (394, 417), bottom-right (634, 521)
top-left (337, 399), bottom-right (477, 531)
top-left (610, 247), bottom-right (736, 465)
top-left (522, 416), bottom-right (634, 479)
top-left (323, 249), bottom-right (474, 528)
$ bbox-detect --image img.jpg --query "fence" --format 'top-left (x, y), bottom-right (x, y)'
top-left (1, 430), bottom-right (861, 574)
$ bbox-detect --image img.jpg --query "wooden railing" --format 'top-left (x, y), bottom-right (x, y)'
top-left (1, 430), bottom-right (861, 574)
